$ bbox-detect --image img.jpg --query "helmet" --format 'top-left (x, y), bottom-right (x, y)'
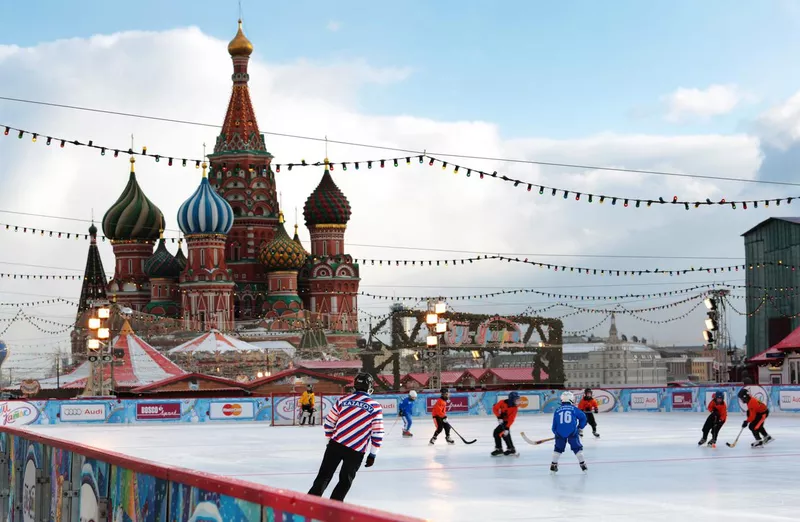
top-left (353, 373), bottom-right (374, 394)
top-left (737, 388), bottom-right (750, 401)
top-left (584, 388), bottom-right (593, 396)
top-left (508, 391), bottom-right (520, 405)
top-left (714, 391), bottom-right (724, 401)
top-left (408, 390), bottom-right (418, 400)
top-left (307, 384), bottom-right (313, 390)
top-left (441, 387), bottom-right (449, 397)
top-left (560, 391), bottom-right (575, 404)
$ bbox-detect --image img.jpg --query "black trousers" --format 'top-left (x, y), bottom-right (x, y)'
top-left (308, 441), bottom-right (365, 501)
top-left (584, 412), bottom-right (598, 432)
top-left (701, 413), bottom-right (724, 440)
top-left (749, 410), bottom-right (769, 440)
top-left (493, 423), bottom-right (514, 450)
top-left (433, 416), bottom-right (451, 438)
top-left (300, 404), bottom-right (315, 424)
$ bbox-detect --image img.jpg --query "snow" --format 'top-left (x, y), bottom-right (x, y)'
top-left (22, 414), bottom-right (800, 521)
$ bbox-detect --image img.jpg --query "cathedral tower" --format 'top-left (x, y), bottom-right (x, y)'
top-left (208, 20), bottom-right (278, 318)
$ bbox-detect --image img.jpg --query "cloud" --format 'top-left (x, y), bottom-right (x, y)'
top-left (327, 20), bottom-right (341, 32)
top-left (663, 84), bottom-right (748, 122)
top-left (0, 27), bottom-right (782, 375)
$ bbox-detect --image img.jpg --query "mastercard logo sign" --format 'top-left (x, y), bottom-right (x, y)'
top-left (517, 396), bottom-right (529, 408)
top-left (222, 404), bottom-right (242, 416)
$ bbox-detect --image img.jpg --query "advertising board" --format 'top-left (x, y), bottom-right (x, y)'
top-left (136, 402), bottom-right (182, 420)
top-left (208, 401), bottom-right (254, 420)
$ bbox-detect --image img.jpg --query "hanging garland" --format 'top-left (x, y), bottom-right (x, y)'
top-left (0, 272), bottom-right (109, 281)
top-left (616, 300), bottom-right (706, 325)
top-left (424, 155), bottom-right (800, 210)
top-left (0, 297), bottom-right (77, 308)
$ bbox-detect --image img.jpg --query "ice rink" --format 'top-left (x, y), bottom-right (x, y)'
top-left (23, 413), bottom-right (800, 521)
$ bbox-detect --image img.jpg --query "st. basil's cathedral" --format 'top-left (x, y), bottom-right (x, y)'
top-left (74, 21), bottom-right (360, 351)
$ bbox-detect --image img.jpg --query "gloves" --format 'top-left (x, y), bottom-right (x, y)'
top-left (365, 454), bottom-right (376, 468)
top-left (442, 417), bottom-right (449, 425)
top-left (594, 409), bottom-right (599, 414)
top-left (742, 420), bottom-right (748, 428)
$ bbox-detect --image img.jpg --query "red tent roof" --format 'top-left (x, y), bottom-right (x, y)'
top-left (131, 372), bottom-right (242, 393)
top-left (772, 324), bottom-right (800, 351)
top-left (296, 360), bottom-right (362, 370)
top-left (483, 367), bottom-right (548, 382)
top-left (245, 368), bottom-right (350, 388)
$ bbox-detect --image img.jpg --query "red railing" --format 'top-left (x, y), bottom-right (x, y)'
top-left (1, 425), bottom-right (424, 522)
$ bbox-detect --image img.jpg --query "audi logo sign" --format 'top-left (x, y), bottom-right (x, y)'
top-left (59, 403), bottom-right (107, 422)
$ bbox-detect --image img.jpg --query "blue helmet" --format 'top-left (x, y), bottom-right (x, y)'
top-left (714, 391), bottom-right (725, 401)
top-left (508, 391), bottom-right (520, 405)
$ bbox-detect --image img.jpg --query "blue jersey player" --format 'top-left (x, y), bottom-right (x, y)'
top-left (550, 391), bottom-right (588, 473)
top-left (399, 390), bottom-right (417, 437)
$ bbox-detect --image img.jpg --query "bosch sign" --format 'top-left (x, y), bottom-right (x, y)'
top-left (59, 404), bottom-right (107, 422)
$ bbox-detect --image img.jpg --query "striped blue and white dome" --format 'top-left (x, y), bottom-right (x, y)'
top-left (177, 171), bottom-right (234, 236)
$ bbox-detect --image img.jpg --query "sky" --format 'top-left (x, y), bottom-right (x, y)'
top-left (2, 1), bottom-right (800, 378)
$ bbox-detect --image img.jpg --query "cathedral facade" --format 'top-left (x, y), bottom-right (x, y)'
top-left (90, 21), bottom-right (360, 334)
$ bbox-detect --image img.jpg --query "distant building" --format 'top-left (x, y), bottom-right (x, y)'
top-left (562, 313), bottom-right (667, 388)
top-left (743, 217), bottom-right (800, 358)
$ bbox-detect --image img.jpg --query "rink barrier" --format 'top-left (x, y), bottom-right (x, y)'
top-left (0, 425), bottom-right (424, 522)
top-left (1, 385), bottom-right (798, 427)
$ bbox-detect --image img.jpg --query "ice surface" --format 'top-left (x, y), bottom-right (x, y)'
top-left (23, 413), bottom-right (800, 521)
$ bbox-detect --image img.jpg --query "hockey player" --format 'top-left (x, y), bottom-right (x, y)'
top-left (738, 388), bottom-right (772, 447)
top-left (430, 387), bottom-right (455, 445)
top-left (698, 391), bottom-right (726, 447)
top-left (491, 391), bottom-right (519, 456)
top-left (550, 391), bottom-right (588, 473)
top-left (308, 373), bottom-right (384, 502)
top-left (399, 390), bottom-right (417, 437)
top-left (577, 388), bottom-right (600, 438)
top-left (299, 384), bottom-right (316, 426)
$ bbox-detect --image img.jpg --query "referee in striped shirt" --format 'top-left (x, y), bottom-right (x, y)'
top-left (308, 372), bottom-right (385, 501)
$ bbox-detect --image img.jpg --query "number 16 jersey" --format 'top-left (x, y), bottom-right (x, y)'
top-left (552, 404), bottom-right (587, 438)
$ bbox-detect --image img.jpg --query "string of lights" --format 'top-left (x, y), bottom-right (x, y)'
top-left (0, 297), bottom-right (77, 308)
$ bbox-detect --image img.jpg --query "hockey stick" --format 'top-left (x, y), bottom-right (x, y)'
top-left (447, 424), bottom-right (477, 444)
top-left (520, 432), bottom-right (555, 446)
top-left (726, 426), bottom-right (746, 448)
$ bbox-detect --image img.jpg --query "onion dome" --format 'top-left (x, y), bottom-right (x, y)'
top-left (303, 162), bottom-right (351, 226)
top-left (228, 19), bottom-right (253, 57)
top-left (102, 157), bottom-right (165, 241)
top-left (175, 242), bottom-right (187, 270)
top-left (89, 223), bottom-right (98, 237)
top-left (259, 212), bottom-right (308, 271)
top-left (177, 162), bottom-right (235, 236)
top-left (144, 236), bottom-right (182, 279)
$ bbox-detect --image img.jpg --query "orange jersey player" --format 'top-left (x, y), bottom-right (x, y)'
top-left (738, 388), bottom-right (772, 447)
top-left (577, 389), bottom-right (600, 438)
top-left (429, 388), bottom-right (454, 445)
top-left (699, 391), bottom-right (727, 447)
top-left (491, 392), bottom-right (520, 456)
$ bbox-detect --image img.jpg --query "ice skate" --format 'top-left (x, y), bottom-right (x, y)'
top-left (751, 439), bottom-right (764, 448)
top-left (550, 462), bottom-right (558, 473)
top-left (708, 439), bottom-right (716, 448)
top-left (592, 431), bottom-right (600, 438)
top-left (491, 448), bottom-right (504, 457)
top-left (446, 437), bottom-right (455, 445)
top-left (762, 435), bottom-right (774, 445)
top-left (429, 437), bottom-right (436, 445)
top-left (697, 437), bottom-right (707, 446)
top-left (580, 462), bottom-right (588, 472)
top-left (504, 449), bottom-right (517, 456)
top-left (402, 431), bottom-right (413, 438)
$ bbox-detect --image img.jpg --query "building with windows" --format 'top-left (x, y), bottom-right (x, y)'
top-left (562, 314), bottom-right (667, 388)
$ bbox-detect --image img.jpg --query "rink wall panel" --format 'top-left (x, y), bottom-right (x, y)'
top-left (0, 426), bottom-right (424, 522)
top-left (0, 385), bottom-right (798, 428)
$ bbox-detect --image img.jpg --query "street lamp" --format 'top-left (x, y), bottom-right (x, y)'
top-left (426, 299), bottom-right (447, 390)
top-left (86, 302), bottom-right (111, 396)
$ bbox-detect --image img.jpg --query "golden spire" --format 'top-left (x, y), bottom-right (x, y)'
top-left (278, 210), bottom-right (285, 224)
top-left (159, 228), bottom-right (164, 239)
top-left (129, 155), bottom-right (136, 173)
top-left (228, 19), bottom-right (254, 57)
top-left (201, 161), bottom-right (208, 178)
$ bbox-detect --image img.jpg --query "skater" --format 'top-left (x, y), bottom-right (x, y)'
top-left (399, 390), bottom-right (417, 437)
top-left (491, 391), bottom-right (519, 456)
top-left (550, 391), bottom-right (588, 473)
top-left (698, 391), bottom-right (726, 447)
top-left (299, 384), bottom-right (316, 425)
top-left (577, 388), bottom-right (600, 437)
top-left (738, 388), bottom-right (772, 447)
top-left (308, 373), bottom-right (384, 502)
top-left (430, 387), bottom-right (454, 445)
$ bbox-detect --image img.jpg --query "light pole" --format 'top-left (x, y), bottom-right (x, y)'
top-left (86, 303), bottom-right (110, 396)
top-left (425, 300), bottom-right (447, 390)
